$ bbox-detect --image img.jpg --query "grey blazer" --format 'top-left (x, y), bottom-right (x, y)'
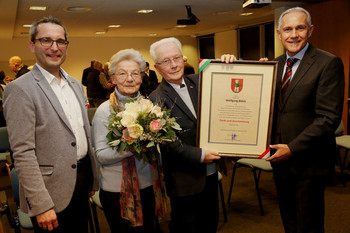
top-left (3, 65), bottom-right (99, 217)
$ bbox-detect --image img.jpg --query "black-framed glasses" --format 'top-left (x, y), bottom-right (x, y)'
top-left (34, 37), bottom-right (69, 48)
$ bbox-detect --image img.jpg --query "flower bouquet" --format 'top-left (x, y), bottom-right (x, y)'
top-left (106, 96), bottom-right (182, 162)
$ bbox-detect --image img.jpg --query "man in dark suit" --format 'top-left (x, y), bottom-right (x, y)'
top-left (149, 37), bottom-right (235, 233)
top-left (265, 7), bottom-right (344, 233)
top-left (3, 16), bottom-right (98, 233)
top-left (140, 62), bottom-right (158, 96)
top-left (81, 59), bottom-right (96, 87)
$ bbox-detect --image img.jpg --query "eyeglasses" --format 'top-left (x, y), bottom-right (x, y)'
top-left (156, 55), bottom-right (183, 66)
top-left (34, 37), bottom-right (69, 48)
top-left (115, 71), bottom-right (142, 80)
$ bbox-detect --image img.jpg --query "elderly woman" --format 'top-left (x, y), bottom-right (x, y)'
top-left (92, 49), bottom-right (162, 233)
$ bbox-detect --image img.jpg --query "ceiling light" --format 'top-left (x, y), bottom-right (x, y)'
top-left (64, 6), bottom-right (92, 12)
top-left (95, 31), bottom-right (106, 35)
top-left (176, 25), bottom-right (187, 28)
top-left (137, 9), bottom-right (153, 14)
top-left (148, 33), bottom-right (157, 37)
top-left (213, 11), bottom-right (233, 16)
top-left (29, 6), bottom-right (47, 11)
top-left (23, 25), bottom-right (32, 28)
top-left (108, 25), bottom-right (121, 28)
top-left (240, 12), bottom-right (253, 16)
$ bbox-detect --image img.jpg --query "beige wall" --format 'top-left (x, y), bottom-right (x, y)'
top-left (0, 36), bottom-right (198, 83)
top-left (214, 30), bottom-right (238, 59)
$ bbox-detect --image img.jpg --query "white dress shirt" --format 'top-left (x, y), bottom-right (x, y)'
top-left (36, 64), bottom-right (88, 160)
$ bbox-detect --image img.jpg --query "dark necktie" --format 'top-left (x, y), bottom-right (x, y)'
top-left (281, 58), bottom-right (298, 100)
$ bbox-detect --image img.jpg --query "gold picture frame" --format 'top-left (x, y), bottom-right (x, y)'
top-left (197, 60), bottom-right (278, 158)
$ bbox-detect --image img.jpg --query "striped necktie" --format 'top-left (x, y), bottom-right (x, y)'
top-left (281, 58), bottom-right (298, 100)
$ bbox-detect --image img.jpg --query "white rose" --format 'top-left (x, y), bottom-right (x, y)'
top-left (124, 101), bottom-right (141, 116)
top-left (139, 98), bottom-right (153, 114)
top-left (151, 105), bottom-right (163, 118)
top-left (120, 113), bottom-right (136, 127)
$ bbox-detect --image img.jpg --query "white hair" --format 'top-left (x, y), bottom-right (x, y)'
top-left (149, 37), bottom-right (183, 63)
top-left (108, 49), bottom-right (146, 76)
top-left (278, 7), bottom-right (312, 30)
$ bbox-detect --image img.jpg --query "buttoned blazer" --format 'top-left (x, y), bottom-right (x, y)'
top-left (271, 44), bottom-right (345, 177)
top-left (3, 65), bottom-right (99, 217)
top-left (149, 74), bottom-right (206, 197)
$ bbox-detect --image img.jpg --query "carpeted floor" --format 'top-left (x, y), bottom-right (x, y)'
top-left (1, 155), bottom-right (350, 233)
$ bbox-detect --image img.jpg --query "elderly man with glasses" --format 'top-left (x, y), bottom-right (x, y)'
top-left (149, 37), bottom-right (236, 233)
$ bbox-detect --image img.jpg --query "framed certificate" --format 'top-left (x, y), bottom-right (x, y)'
top-left (197, 60), bottom-right (278, 158)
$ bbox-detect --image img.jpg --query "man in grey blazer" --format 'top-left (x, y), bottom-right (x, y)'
top-left (3, 17), bottom-right (98, 233)
top-left (265, 7), bottom-right (344, 233)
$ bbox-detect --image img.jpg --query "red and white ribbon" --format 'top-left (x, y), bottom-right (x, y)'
top-left (257, 147), bottom-right (271, 159)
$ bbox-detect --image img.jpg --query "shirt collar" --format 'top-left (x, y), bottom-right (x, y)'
top-left (286, 43), bottom-right (309, 61)
top-left (35, 63), bottom-right (69, 84)
top-left (167, 77), bottom-right (185, 90)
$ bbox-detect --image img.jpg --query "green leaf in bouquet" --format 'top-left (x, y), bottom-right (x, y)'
top-left (109, 139), bottom-right (120, 147)
top-left (147, 141), bottom-right (155, 148)
top-left (106, 131), bottom-right (113, 140)
top-left (135, 145), bottom-right (142, 154)
top-left (171, 122), bottom-right (182, 131)
top-left (156, 143), bottom-right (161, 153)
top-left (159, 118), bottom-right (166, 126)
top-left (112, 128), bottom-right (122, 137)
top-left (118, 141), bottom-right (127, 152)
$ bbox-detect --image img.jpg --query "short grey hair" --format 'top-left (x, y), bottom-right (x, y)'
top-left (278, 7), bottom-right (312, 30)
top-left (149, 37), bottom-right (183, 63)
top-left (109, 49), bottom-right (146, 76)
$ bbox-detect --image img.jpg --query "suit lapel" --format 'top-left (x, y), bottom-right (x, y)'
top-left (160, 79), bottom-right (197, 121)
top-left (276, 55), bottom-right (286, 108)
top-left (32, 65), bottom-right (73, 132)
top-left (184, 77), bottom-right (198, 115)
top-left (281, 45), bottom-right (316, 107)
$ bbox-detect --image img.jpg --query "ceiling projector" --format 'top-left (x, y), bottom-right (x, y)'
top-left (177, 5), bottom-right (200, 25)
top-left (243, 0), bottom-right (271, 8)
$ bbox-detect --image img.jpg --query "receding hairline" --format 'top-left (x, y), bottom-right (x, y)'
top-left (278, 7), bottom-right (312, 30)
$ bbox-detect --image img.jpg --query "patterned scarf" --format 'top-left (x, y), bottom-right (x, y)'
top-left (109, 91), bottom-right (167, 227)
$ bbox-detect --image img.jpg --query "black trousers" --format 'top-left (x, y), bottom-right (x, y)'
top-left (169, 172), bottom-right (219, 233)
top-left (274, 172), bottom-right (326, 233)
top-left (31, 156), bottom-right (92, 233)
top-left (99, 186), bottom-right (156, 233)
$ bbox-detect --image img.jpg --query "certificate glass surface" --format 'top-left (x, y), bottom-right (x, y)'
top-left (197, 60), bottom-right (278, 158)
